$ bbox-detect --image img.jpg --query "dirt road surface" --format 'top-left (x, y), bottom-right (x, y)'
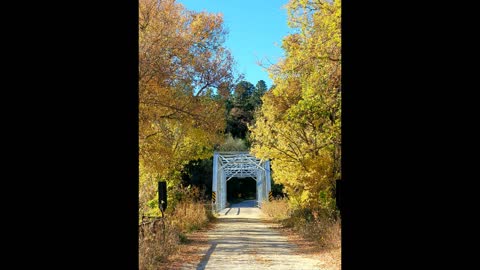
top-left (181, 200), bottom-right (326, 269)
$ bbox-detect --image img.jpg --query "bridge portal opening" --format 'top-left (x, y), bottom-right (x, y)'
top-left (212, 151), bottom-right (271, 212)
top-left (227, 177), bottom-right (257, 203)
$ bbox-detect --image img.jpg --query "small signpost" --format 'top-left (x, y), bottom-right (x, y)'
top-left (158, 181), bottom-right (168, 239)
top-left (158, 181), bottom-right (167, 215)
top-left (335, 179), bottom-right (341, 212)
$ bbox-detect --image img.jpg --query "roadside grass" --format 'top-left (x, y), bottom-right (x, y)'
top-left (261, 198), bottom-right (341, 250)
top-left (139, 201), bottom-right (216, 270)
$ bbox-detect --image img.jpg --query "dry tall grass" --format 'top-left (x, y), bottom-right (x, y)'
top-left (172, 201), bottom-right (213, 233)
top-left (261, 197), bottom-right (290, 220)
top-left (139, 201), bottom-right (214, 270)
top-left (139, 219), bottom-right (180, 269)
top-left (262, 198), bottom-right (341, 249)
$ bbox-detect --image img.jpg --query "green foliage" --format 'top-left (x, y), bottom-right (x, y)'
top-left (271, 179), bottom-right (285, 197)
top-left (178, 232), bottom-right (189, 244)
top-left (217, 133), bottom-right (248, 151)
top-left (226, 80), bottom-right (269, 139)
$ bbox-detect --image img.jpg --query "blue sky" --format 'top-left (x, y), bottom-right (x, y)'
top-left (177, 0), bottom-right (291, 88)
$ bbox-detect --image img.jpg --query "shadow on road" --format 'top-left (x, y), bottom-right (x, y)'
top-left (196, 243), bottom-right (218, 270)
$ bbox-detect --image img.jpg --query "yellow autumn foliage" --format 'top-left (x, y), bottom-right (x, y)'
top-left (250, 0), bottom-right (341, 209)
top-left (139, 0), bottom-right (235, 216)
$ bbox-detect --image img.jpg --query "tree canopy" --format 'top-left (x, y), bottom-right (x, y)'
top-left (139, 0), bottom-right (236, 216)
top-left (225, 80), bottom-right (268, 139)
top-left (250, 0), bottom-right (341, 209)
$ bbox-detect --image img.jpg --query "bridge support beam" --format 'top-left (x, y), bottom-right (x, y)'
top-left (212, 151), bottom-right (271, 212)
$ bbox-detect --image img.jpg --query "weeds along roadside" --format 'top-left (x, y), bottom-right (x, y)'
top-left (261, 197), bottom-right (341, 250)
top-left (139, 186), bottom-right (216, 270)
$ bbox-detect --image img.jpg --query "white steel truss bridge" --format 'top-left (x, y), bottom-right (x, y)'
top-left (212, 151), bottom-right (271, 212)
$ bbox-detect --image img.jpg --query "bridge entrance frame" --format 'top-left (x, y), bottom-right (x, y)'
top-left (211, 151), bottom-right (271, 212)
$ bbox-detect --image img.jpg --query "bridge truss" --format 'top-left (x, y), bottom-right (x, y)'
top-left (212, 151), bottom-right (271, 212)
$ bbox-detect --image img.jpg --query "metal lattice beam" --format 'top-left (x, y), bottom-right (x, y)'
top-left (212, 151), bottom-right (272, 212)
top-left (217, 152), bottom-right (264, 178)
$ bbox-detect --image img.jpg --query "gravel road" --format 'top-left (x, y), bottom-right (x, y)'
top-left (183, 200), bottom-right (324, 270)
